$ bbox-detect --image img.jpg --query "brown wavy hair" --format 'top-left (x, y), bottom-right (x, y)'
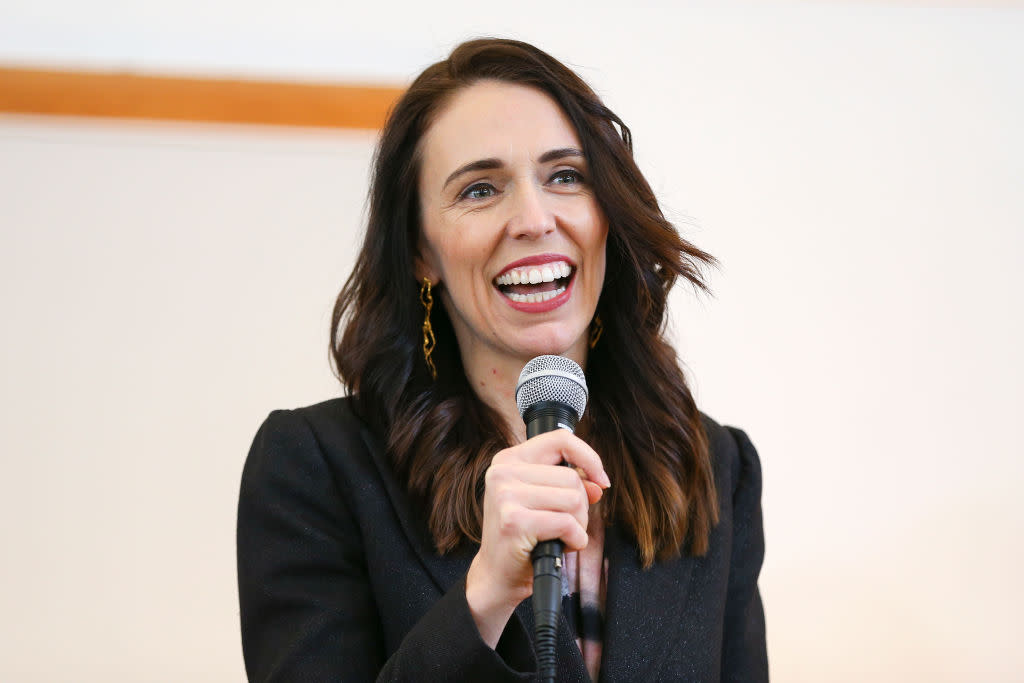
top-left (331, 38), bottom-right (718, 566)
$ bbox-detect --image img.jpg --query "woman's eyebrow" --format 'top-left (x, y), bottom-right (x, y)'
top-left (537, 147), bottom-right (584, 164)
top-left (441, 148), bottom-right (586, 192)
top-left (442, 158), bottom-right (502, 191)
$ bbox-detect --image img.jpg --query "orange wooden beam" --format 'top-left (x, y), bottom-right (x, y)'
top-left (0, 65), bottom-right (405, 130)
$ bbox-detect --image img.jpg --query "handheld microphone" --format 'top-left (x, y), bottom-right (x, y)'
top-left (515, 355), bottom-right (588, 683)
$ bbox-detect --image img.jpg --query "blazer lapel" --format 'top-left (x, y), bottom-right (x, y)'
top-left (599, 523), bottom-right (696, 682)
top-left (356, 418), bottom-right (590, 682)
top-left (356, 422), bottom-right (473, 593)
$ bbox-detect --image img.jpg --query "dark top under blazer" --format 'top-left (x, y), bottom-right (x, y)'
top-left (237, 397), bottom-right (768, 682)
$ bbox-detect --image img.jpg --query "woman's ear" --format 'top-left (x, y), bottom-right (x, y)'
top-left (413, 241), bottom-right (441, 286)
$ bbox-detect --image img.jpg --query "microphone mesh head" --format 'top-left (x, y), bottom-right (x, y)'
top-left (515, 355), bottom-right (588, 420)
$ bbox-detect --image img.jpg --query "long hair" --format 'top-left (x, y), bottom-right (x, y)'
top-left (331, 38), bottom-right (718, 566)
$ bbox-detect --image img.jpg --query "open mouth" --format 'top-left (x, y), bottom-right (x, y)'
top-left (493, 260), bottom-right (576, 304)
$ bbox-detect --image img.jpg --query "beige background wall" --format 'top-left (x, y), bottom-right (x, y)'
top-left (2, 3), bottom-right (1022, 681)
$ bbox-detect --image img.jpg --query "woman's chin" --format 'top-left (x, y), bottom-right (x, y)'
top-left (506, 326), bottom-right (588, 363)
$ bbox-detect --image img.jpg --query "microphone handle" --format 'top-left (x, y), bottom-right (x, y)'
top-left (531, 539), bottom-right (563, 682)
top-left (524, 400), bottom-right (579, 682)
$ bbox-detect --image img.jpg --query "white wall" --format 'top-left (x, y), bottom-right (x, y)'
top-left (1, 3), bottom-right (1022, 681)
top-left (0, 120), bottom-right (375, 680)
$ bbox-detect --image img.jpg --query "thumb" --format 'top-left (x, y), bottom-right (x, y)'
top-left (583, 480), bottom-right (604, 506)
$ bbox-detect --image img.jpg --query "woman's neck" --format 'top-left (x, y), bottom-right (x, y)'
top-left (457, 340), bottom-right (589, 445)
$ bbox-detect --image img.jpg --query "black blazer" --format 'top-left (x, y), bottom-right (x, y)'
top-left (237, 397), bottom-right (767, 681)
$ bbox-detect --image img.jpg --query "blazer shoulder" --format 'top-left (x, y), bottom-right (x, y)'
top-left (259, 395), bottom-right (379, 449)
top-left (245, 396), bottom-right (387, 491)
top-left (699, 412), bottom-right (762, 495)
top-left (288, 394), bottom-right (367, 433)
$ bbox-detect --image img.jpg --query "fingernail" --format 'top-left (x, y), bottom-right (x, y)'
top-left (601, 473), bottom-right (611, 488)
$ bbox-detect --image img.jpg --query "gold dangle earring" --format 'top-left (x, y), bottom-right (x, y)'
top-left (588, 314), bottom-right (604, 349)
top-left (420, 278), bottom-right (437, 380)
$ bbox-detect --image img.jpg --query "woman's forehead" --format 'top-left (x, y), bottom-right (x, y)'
top-left (419, 81), bottom-right (583, 183)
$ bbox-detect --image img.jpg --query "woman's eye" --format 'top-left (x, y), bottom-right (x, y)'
top-left (551, 169), bottom-right (584, 185)
top-left (460, 183), bottom-right (496, 200)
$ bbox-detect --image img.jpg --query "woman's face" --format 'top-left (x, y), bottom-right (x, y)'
top-left (416, 80), bottom-right (608, 369)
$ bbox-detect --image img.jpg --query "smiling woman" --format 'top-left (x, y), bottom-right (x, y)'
top-left (237, 38), bottom-right (767, 682)
top-left (416, 81), bottom-right (607, 372)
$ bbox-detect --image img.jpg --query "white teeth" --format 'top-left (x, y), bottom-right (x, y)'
top-left (494, 260), bottom-right (574, 286)
top-left (504, 285), bottom-right (567, 303)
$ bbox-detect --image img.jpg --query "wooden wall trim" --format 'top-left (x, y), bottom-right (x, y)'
top-left (0, 65), bottom-right (405, 130)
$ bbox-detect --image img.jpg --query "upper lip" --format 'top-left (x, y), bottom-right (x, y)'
top-left (494, 253), bottom-right (576, 279)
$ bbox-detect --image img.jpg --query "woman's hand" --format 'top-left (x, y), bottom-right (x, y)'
top-left (465, 429), bottom-right (611, 648)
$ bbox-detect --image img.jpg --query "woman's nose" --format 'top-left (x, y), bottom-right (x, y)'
top-left (506, 181), bottom-right (555, 239)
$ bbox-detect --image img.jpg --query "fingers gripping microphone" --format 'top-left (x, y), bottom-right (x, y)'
top-left (515, 356), bottom-right (588, 683)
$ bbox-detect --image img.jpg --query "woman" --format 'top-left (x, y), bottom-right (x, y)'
top-left (237, 38), bottom-right (767, 682)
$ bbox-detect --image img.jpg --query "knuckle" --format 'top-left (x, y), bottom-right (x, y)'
top-left (493, 484), bottom-right (516, 507)
top-left (562, 468), bottom-right (582, 488)
top-left (486, 463), bottom-right (510, 485)
top-left (555, 428), bottom-right (574, 445)
top-left (499, 504), bottom-right (523, 534)
top-left (575, 502), bottom-right (588, 522)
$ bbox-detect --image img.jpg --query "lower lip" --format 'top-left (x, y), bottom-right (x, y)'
top-left (498, 272), bottom-right (575, 313)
